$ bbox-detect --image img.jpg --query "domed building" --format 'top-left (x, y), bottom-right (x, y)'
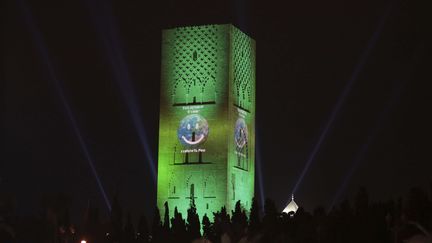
top-left (282, 195), bottom-right (299, 215)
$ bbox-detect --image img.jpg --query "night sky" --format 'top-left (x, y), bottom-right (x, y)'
top-left (2, 0), bottom-right (431, 222)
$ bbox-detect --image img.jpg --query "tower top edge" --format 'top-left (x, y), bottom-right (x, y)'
top-left (162, 23), bottom-right (255, 40)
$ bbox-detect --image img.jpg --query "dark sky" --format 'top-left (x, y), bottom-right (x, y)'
top-left (2, 0), bottom-right (431, 222)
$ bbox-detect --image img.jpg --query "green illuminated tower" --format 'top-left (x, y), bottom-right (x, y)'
top-left (157, 24), bottom-right (255, 218)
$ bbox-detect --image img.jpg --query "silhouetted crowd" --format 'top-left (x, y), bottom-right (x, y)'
top-left (1, 185), bottom-right (431, 243)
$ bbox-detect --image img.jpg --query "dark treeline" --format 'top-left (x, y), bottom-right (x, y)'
top-left (1, 185), bottom-right (432, 243)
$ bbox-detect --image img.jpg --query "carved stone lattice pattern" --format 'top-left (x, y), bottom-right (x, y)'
top-left (170, 25), bottom-right (220, 103)
top-left (233, 28), bottom-right (254, 110)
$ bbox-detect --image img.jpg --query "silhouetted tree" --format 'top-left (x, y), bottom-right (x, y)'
top-left (312, 206), bottom-right (327, 243)
top-left (163, 201), bottom-right (170, 233)
top-left (261, 198), bottom-right (279, 242)
top-left (0, 194), bottom-right (16, 243)
top-left (213, 206), bottom-right (231, 243)
top-left (151, 207), bottom-right (162, 243)
top-left (339, 199), bottom-right (354, 242)
top-left (0, 225), bottom-right (15, 243)
top-left (248, 197), bottom-right (261, 235)
top-left (406, 186), bottom-right (432, 228)
top-left (59, 207), bottom-right (70, 230)
top-left (109, 194), bottom-right (123, 242)
top-left (8, 184), bottom-right (432, 243)
top-left (231, 200), bottom-right (247, 242)
top-left (14, 216), bottom-right (46, 242)
top-left (262, 198), bottom-right (278, 228)
top-left (171, 207), bottom-right (186, 242)
top-left (40, 193), bottom-right (72, 243)
top-left (82, 201), bottom-right (101, 243)
top-left (291, 207), bottom-right (314, 243)
top-left (137, 214), bottom-right (149, 243)
top-left (202, 214), bottom-right (214, 241)
top-left (354, 187), bottom-right (369, 216)
top-left (124, 212), bottom-right (135, 243)
top-left (186, 199), bottom-right (201, 241)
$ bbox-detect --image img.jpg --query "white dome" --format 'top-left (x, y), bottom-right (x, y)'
top-left (283, 195), bottom-right (299, 214)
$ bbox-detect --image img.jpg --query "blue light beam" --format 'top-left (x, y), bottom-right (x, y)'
top-left (328, 80), bottom-right (404, 211)
top-left (255, 130), bottom-right (266, 209)
top-left (17, 0), bottom-right (111, 212)
top-left (84, 0), bottom-right (156, 183)
top-left (290, 4), bottom-right (393, 198)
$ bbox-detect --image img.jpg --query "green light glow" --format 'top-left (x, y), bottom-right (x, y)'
top-left (157, 24), bottom-right (255, 219)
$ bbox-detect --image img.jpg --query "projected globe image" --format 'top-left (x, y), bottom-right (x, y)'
top-left (178, 114), bottom-right (209, 146)
top-left (234, 118), bottom-right (248, 149)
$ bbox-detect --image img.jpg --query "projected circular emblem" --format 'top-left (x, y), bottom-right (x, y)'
top-left (178, 114), bottom-right (209, 146)
top-left (234, 118), bottom-right (248, 149)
